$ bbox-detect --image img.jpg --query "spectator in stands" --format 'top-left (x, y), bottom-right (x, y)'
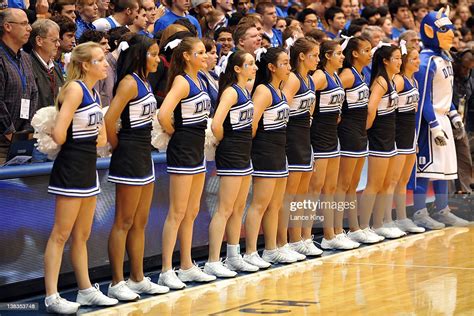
top-left (129, 7), bottom-right (152, 37)
top-left (376, 16), bottom-right (392, 39)
top-left (239, 14), bottom-right (263, 36)
top-left (361, 25), bottom-right (384, 48)
top-left (324, 6), bottom-right (346, 39)
top-left (78, 30), bottom-right (110, 54)
top-left (154, 0), bottom-right (202, 37)
top-left (389, 0), bottom-right (409, 41)
top-left (214, 0), bottom-right (233, 17)
top-left (76, 0), bottom-right (99, 39)
top-left (235, 0), bottom-right (251, 15)
top-left (410, 2), bottom-right (428, 33)
top-left (141, 0), bottom-right (161, 34)
top-left (256, 2), bottom-right (282, 47)
top-left (282, 24), bottom-right (303, 50)
top-left (306, 28), bottom-right (328, 43)
top-left (234, 22), bottom-right (262, 56)
top-left (361, 6), bottom-right (379, 25)
top-left (350, 0), bottom-right (360, 19)
top-left (214, 26), bottom-right (233, 57)
top-left (0, 9), bottom-right (38, 164)
top-left (275, 17), bottom-right (286, 32)
top-left (97, 0), bottom-right (111, 18)
top-left (202, 9), bottom-right (227, 38)
top-left (191, 0), bottom-right (213, 23)
top-left (199, 37), bottom-right (218, 114)
top-left (275, 0), bottom-right (289, 18)
top-left (297, 8), bottom-right (318, 35)
top-left (93, 0), bottom-right (139, 32)
top-left (50, 15), bottom-right (76, 75)
top-left (173, 17), bottom-right (198, 36)
top-left (29, 19), bottom-right (64, 110)
top-left (52, 0), bottom-right (77, 22)
top-left (398, 30), bottom-right (421, 51)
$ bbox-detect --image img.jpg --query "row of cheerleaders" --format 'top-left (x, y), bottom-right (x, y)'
top-left (36, 9), bottom-right (469, 315)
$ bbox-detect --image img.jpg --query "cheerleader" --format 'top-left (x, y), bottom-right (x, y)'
top-left (279, 37), bottom-right (323, 257)
top-left (310, 40), bottom-right (359, 250)
top-left (105, 34), bottom-right (170, 301)
top-left (358, 43), bottom-right (405, 239)
top-left (244, 47), bottom-right (294, 267)
top-left (336, 36), bottom-right (381, 244)
top-left (204, 50), bottom-right (260, 277)
top-left (158, 37), bottom-right (216, 289)
top-left (44, 42), bottom-right (118, 314)
top-left (384, 43), bottom-right (425, 233)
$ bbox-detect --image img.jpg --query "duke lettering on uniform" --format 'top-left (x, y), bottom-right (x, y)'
top-left (141, 102), bottom-right (157, 116)
top-left (442, 65), bottom-right (453, 79)
top-left (299, 98), bottom-right (314, 111)
top-left (329, 93), bottom-right (345, 105)
top-left (195, 99), bottom-right (211, 113)
top-left (276, 108), bottom-right (290, 121)
top-left (88, 111), bottom-right (104, 126)
top-left (358, 89), bottom-right (369, 101)
top-left (407, 94), bottom-right (419, 105)
top-left (239, 108), bottom-right (254, 122)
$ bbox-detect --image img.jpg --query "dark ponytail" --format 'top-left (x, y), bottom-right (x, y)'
top-left (166, 37), bottom-right (203, 92)
top-left (252, 46), bottom-right (287, 95)
top-left (290, 37), bottom-right (319, 72)
top-left (217, 50), bottom-right (249, 101)
top-left (317, 40), bottom-right (339, 70)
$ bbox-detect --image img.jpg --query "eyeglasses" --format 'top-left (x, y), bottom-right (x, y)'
top-left (6, 20), bottom-right (30, 27)
top-left (304, 19), bottom-right (318, 25)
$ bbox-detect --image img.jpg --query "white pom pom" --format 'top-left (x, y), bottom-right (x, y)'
top-left (31, 106), bottom-right (61, 159)
top-left (204, 118), bottom-right (219, 161)
top-left (102, 106), bottom-right (121, 133)
top-left (151, 110), bottom-right (173, 151)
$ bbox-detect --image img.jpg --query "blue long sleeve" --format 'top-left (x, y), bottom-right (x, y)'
top-left (415, 55), bottom-right (440, 131)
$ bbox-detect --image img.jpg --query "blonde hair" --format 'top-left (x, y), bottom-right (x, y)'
top-left (56, 42), bottom-right (101, 107)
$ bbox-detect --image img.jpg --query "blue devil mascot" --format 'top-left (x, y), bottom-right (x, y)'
top-left (411, 6), bottom-right (470, 228)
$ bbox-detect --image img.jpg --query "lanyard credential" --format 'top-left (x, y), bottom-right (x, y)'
top-left (0, 45), bottom-right (27, 92)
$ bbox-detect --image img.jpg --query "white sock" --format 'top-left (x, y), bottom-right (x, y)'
top-left (45, 293), bottom-right (60, 305)
top-left (227, 244), bottom-right (240, 258)
top-left (78, 286), bottom-right (95, 294)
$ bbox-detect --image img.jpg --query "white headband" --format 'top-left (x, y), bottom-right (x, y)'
top-left (340, 35), bottom-right (353, 51)
top-left (371, 41), bottom-right (392, 56)
top-left (399, 39), bottom-right (407, 55)
top-left (220, 52), bottom-right (233, 74)
top-left (254, 47), bottom-right (267, 62)
top-left (117, 41), bottom-right (129, 53)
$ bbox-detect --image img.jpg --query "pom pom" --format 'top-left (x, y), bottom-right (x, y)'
top-left (31, 106), bottom-right (61, 160)
top-left (151, 110), bottom-right (173, 151)
top-left (204, 118), bottom-right (219, 161)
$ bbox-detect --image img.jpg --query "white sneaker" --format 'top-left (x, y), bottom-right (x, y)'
top-left (320, 234), bottom-right (355, 250)
top-left (395, 218), bottom-right (425, 233)
top-left (336, 232), bottom-right (360, 248)
top-left (45, 294), bottom-right (80, 314)
top-left (288, 240), bottom-right (309, 255)
top-left (363, 227), bottom-right (385, 241)
top-left (383, 222), bottom-right (407, 237)
top-left (177, 265), bottom-right (217, 283)
top-left (243, 252), bottom-right (271, 269)
top-left (127, 277), bottom-right (170, 295)
top-left (347, 229), bottom-right (379, 244)
top-left (279, 244), bottom-right (306, 261)
top-left (158, 270), bottom-right (186, 290)
top-left (373, 226), bottom-right (402, 239)
top-left (413, 208), bottom-right (445, 230)
top-left (107, 280), bottom-right (140, 301)
top-left (224, 255), bottom-right (259, 272)
top-left (77, 283), bottom-right (118, 306)
top-left (204, 261), bottom-right (238, 278)
top-left (262, 248), bottom-right (297, 264)
top-left (302, 238), bottom-right (323, 256)
top-left (433, 207), bottom-right (470, 227)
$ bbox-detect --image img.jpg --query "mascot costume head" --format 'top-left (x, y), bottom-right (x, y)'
top-left (419, 6), bottom-right (454, 53)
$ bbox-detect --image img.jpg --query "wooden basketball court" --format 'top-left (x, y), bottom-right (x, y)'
top-left (87, 227), bottom-right (474, 315)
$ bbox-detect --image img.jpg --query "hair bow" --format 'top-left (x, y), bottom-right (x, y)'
top-left (285, 36), bottom-right (296, 49)
top-left (254, 47), bottom-right (267, 62)
top-left (117, 41), bottom-right (129, 53)
top-left (370, 41), bottom-right (392, 56)
top-left (340, 35), bottom-right (353, 51)
top-left (399, 39), bottom-right (407, 55)
top-left (220, 52), bottom-right (233, 74)
top-left (164, 38), bottom-right (183, 51)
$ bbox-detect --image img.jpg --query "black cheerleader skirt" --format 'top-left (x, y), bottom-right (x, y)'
top-left (108, 128), bottom-right (155, 185)
top-left (396, 111), bottom-right (416, 155)
top-left (311, 112), bottom-right (340, 159)
top-left (286, 122), bottom-right (313, 172)
top-left (166, 127), bottom-right (206, 174)
top-left (48, 141), bottom-right (100, 197)
top-left (252, 130), bottom-right (288, 178)
top-left (215, 129), bottom-right (253, 176)
top-left (368, 112), bottom-right (397, 157)
top-left (338, 108), bottom-right (368, 158)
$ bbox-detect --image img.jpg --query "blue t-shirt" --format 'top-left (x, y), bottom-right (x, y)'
top-left (391, 26), bottom-right (406, 41)
top-left (276, 6), bottom-right (287, 18)
top-left (154, 10), bottom-right (202, 37)
top-left (325, 30), bottom-right (338, 39)
top-left (266, 29), bottom-right (283, 47)
top-left (8, 0), bottom-right (24, 8)
top-left (76, 16), bottom-right (96, 39)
